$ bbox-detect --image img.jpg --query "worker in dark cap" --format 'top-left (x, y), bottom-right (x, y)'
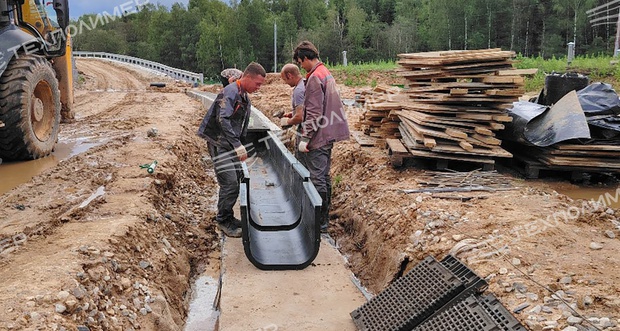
top-left (220, 68), bottom-right (243, 87)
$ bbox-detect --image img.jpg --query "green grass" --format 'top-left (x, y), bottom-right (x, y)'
top-left (333, 174), bottom-right (343, 187)
top-left (328, 60), bottom-right (398, 71)
top-left (515, 54), bottom-right (620, 92)
top-left (328, 60), bottom-right (399, 87)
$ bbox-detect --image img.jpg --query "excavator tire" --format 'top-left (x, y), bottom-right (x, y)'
top-left (0, 55), bottom-right (61, 161)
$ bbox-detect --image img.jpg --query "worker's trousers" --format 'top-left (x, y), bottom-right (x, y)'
top-left (304, 144), bottom-right (333, 226)
top-left (208, 143), bottom-right (243, 223)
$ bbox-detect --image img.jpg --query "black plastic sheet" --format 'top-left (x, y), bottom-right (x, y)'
top-left (576, 83), bottom-right (620, 137)
top-left (505, 91), bottom-right (591, 146)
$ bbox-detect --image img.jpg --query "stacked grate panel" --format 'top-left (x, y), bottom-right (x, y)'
top-left (350, 256), bottom-right (465, 331)
top-left (350, 255), bottom-right (527, 331)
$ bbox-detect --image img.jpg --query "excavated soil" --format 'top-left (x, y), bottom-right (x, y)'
top-left (0, 59), bottom-right (218, 330)
top-left (0, 61), bottom-right (619, 331)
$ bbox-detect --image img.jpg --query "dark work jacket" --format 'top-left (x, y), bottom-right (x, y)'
top-left (197, 81), bottom-right (251, 150)
top-left (302, 62), bottom-right (350, 150)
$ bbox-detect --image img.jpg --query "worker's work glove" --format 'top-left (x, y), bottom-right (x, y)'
top-left (235, 145), bottom-right (248, 162)
top-left (298, 138), bottom-right (310, 153)
top-left (280, 117), bottom-right (291, 128)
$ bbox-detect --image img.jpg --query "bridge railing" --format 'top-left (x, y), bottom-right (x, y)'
top-left (73, 51), bottom-right (204, 84)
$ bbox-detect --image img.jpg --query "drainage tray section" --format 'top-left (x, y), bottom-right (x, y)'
top-left (240, 130), bottom-right (322, 270)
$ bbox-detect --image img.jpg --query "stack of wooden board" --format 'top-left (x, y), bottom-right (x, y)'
top-left (356, 85), bottom-right (404, 140)
top-left (508, 141), bottom-right (620, 176)
top-left (393, 48), bottom-right (533, 167)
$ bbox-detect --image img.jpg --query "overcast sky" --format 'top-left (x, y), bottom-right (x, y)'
top-left (70, 0), bottom-right (189, 18)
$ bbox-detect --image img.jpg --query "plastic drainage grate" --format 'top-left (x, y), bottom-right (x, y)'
top-left (441, 255), bottom-right (488, 293)
top-left (351, 255), bottom-right (527, 331)
top-left (478, 294), bottom-right (528, 331)
top-left (350, 256), bottom-right (465, 331)
top-left (413, 295), bottom-right (501, 331)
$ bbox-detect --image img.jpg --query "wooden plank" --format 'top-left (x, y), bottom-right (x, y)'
top-left (482, 76), bottom-right (524, 84)
top-left (407, 148), bottom-right (496, 164)
top-left (492, 115), bottom-right (513, 123)
top-left (386, 138), bottom-right (409, 154)
top-left (399, 122), bottom-right (426, 144)
top-left (471, 133), bottom-right (502, 146)
top-left (546, 149), bottom-right (620, 157)
top-left (412, 141), bottom-right (512, 158)
top-left (450, 88), bottom-right (469, 95)
top-left (401, 117), bottom-right (459, 142)
top-left (402, 102), bottom-right (506, 114)
top-left (400, 117), bottom-right (499, 150)
top-left (489, 122), bottom-right (506, 130)
top-left (475, 127), bottom-right (494, 136)
top-left (424, 137), bottom-right (437, 149)
top-left (554, 144), bottom-right (620, 151)
top-left (406, 82), bottom-right (527, 93)
top-left (398, 110), bottom-right (502, 133)
top-left (445, 127), bottom-right (468, 139)
top-left (485, 89), bottom-right (525, 96)
top-left (459, 141), bottom-right (474, 152)
top-left (351, 131), bottom-right (378, 147)
top-left (398, 48), bottom-right (504, 58)
top-left (496, 68), bottom-right (539, 76)
top-left (457, 113), bottom-right (494, 121)
top-left (537, 155), bottom-right (620, 169)
top-left (398, 110), bottom-right (475, 137)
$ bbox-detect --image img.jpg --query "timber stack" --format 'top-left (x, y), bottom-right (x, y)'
top-left (355, 85), bottom-right (403, 143)
top-left (389, 48), bottom-right (533, 169)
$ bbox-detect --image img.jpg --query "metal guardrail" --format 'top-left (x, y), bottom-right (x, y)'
top-left (73, 51), bottom-right (204, 84)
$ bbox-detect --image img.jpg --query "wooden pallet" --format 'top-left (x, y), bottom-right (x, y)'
top-left (506, 151), bottom-right (620, 181)
top-left (386, 138), bottom-right (411, 167)
top-left (386, 138), bottom-right (495, 170)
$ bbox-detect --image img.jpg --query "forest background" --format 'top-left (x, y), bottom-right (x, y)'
top-left (72, 0), bottom-right (619, 80)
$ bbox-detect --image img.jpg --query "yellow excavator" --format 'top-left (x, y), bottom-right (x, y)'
top-left (0, 0), bottom-right (72, 161)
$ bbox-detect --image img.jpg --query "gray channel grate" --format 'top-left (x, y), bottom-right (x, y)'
top-left (350, 256), bottom-right (465, 331)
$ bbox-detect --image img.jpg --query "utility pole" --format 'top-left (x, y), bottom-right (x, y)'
top-left (274, 21), bottom-right (277, 73)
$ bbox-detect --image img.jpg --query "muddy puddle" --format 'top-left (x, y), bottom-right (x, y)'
top-left (0, 138), bottom-right (101, 195)
top-left (551, 182), bottom-right (620, 208)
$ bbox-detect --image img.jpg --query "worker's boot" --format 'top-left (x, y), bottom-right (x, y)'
top-left (319, 192), bottom-right (330, 233)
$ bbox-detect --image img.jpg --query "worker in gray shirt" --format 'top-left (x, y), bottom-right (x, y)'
top-left (279, 63), bottom-right (306, 163)
top-left (198, 62), bottom-right (266, 237)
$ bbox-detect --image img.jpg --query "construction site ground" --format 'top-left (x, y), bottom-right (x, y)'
top-left (0, 59), bottom-right (619, 331)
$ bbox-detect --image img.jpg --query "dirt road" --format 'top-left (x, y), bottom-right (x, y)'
top-left (0, 59), bottom-right (619, 331)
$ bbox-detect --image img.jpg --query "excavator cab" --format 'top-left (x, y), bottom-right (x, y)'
top-left (0, 0), bottom-right (73, 161)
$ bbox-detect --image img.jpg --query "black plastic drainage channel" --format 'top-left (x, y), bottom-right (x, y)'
top-left (187, 90), bottom-right (323, 270)
top-left (350, 255), bottom-right (526, 331)
top-left (240, 130), bottom-right (322, 270)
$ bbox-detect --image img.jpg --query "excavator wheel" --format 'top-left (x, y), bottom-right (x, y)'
top-left (0, 55), bottom-right (61, 161)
